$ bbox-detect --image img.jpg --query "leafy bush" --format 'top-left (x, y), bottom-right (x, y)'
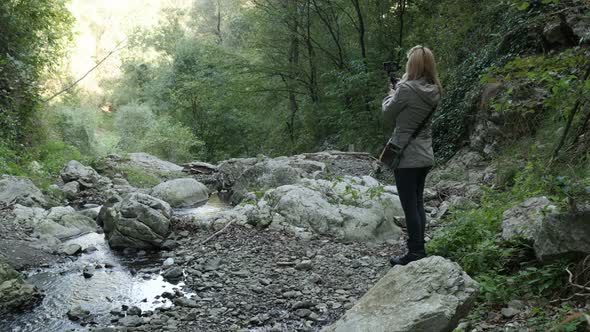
top-left (47, 106), bottom-right (99, 155)
top-left (141, 116), bottom-right (203, 163)
top-left (114, 103), bottom-right (156, 152)
top-left (113, 103), bottom-right (202, 163)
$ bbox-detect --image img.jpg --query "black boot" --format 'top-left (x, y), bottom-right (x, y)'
top-left (389, 251), bottom-right (426, 266)
top-left (389, 241), bottom-right (426, 267)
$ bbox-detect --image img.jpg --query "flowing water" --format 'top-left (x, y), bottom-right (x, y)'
top-left (0, 196), bottom-right (230, 332)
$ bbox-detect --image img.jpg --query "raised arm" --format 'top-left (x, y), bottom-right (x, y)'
top-left (382, 83), bottom-right (410, 123)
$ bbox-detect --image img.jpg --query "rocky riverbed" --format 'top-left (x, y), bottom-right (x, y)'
top-left (2, 151), bottom-right (589, 332)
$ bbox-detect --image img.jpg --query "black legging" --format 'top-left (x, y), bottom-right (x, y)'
top-left (394, 167), bottom-right (430, 253)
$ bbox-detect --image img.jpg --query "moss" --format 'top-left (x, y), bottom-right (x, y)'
top-left (118, 166), bottom-right (161, 188)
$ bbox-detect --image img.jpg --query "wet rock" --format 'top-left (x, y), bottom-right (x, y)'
top-left (83, 246), bottom-right (98, 254)
top-left (98, 192), bottom-right (172, 249)
top-left (83, 265), bottom-right (95, 278)
top-left (502, 197), bottom-right (555, 241)
top-left (127, 306), bottom-right (142, 316)
top-left (62, 244), bottom-right (82, 256)
top-left (323, 256), bottom-right (479, 332)
top-left (118, 314), bottom-right (144, 327)
top-left (0, 261), bottom-right (43, 314)
top-left (534, 207), bottom-right (590, 262)
top-left (162, 266), bottom-right (183, 280)
top-left (67, 305), bottom-right (91, 321)
top-left (151, 178), bottom-right (209, 208)
top-left (174, 297), bottom-right (198, 307)
top-left (0, 175), bottom-right (47, 207)
top-left (12, 205), bottom-right (97, 241)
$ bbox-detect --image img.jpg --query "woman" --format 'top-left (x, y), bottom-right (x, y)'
top-left (382, 45), bottom-right (442, 266)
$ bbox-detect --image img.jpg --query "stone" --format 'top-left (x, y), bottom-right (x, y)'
top-left (12, 205), bottom-right (97, 241)
top-left (62, 244), bottom-right (82, 256)
top-left (174, 297), bottom-right (198, 307)
top-left (502, 197), bottom-right (554, 241)
top-left (161, 239), bottom-right (178, 250)
top-left (118, 315), bottom-right (144, 327)
top-left (62, 181), bottom-right (80, 199)
top-left (67, 305), bottom-right (91, 321)
top-left (163, 258), bottom-right (175, 266)
top-left (162, 266), bottom-right (183, 280)
top-left (323, 256), bottom-right (479, 332)
top-left (534, 207), bottom-right (590, 262)
top-left (61, 160), bottom-right (109, 189)
top-left (295, 260), bottom-right (313, 271)
top-left (151, 178), bottom-right (209, 208)
top-left (0, 261), bottom-right (43, 314)
top-left (246, 176), bottom-right (403, 244)
top-left (501, 307), bottom-right (519, 318)
top-left (0, 175), bottom-right (47, 207)
top-left (98, 192), bottom-right (172, 249)
top-left (83, 265), bottom-right (95, 278)
top-left (127, 306), bottom-right (142, 316)
top-left (83, 246), bottom-right (98, 254)
top-left (121, 153), bottom-right (183, 175)
top-left (228, 157), bottom-right (325, 204)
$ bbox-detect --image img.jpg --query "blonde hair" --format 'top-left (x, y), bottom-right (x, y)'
top-left (402, 45), bottom-right (443, 94)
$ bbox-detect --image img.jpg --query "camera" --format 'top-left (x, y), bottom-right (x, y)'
top-left (383, 61), bottom-right (399, 87)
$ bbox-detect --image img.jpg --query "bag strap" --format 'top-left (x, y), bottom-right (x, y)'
top-left (396, 82), bottom-right (438, 155)
top-left (397, 104), bottom-right (436, 155)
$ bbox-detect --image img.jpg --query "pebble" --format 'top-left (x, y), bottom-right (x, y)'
top-left (163, 257), bottom-right (175, 266)
top-left (127, 306), bottom-right (142, 316)
top-left (83, 266), bottom-right (95, 279)
top-left (295, 260), bottom-right (313, 271)
top-left (162, 266), bottom-right (183, 280)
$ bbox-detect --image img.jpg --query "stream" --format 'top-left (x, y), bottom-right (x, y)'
top-left (0, 196), bottom-right (230, 332)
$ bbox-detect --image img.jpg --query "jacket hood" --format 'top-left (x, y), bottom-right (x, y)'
top-left (402, 79), bottom-right (441, 107)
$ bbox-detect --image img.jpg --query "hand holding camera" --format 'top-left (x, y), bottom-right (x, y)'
top-left (383, 61), bottom-right (399, 93)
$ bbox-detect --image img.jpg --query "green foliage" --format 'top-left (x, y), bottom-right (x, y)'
top-left (46, 106), bottom-right (99, 155)
top-left (114, 103), bottom-right (156, 151)
top-left (117, 166), bottom-right (161, 189)
top-left (0, 138), bottom-right (83, 190)
top-left (112, 103), bottom-right (202, 163)
top-left (0, 0), bottom-right (73, 145)
top-left (141, 116), bottom-right (204, 163)
top-left (428, 149), bottom-right (587, 304)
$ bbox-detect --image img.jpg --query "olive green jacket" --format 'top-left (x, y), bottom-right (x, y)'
top-left (382, 78), bottom-right (440, 169)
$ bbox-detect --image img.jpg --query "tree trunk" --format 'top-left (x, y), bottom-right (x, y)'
top-left (286, 0), bottom-right (300, 144)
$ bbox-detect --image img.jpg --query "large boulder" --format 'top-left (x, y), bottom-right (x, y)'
top-left (0, 175), bottom-right (47, 207)
top-left (501, 197), bottom-right (556, 241)
top-left (151, 178), bottom-right (208, 208)
top-left (98, 193), bottom-right (172, 249)
top-left (61, 160), bottom-right (103, 187)
top-left (12, 205), bottom-right (97, 241)
top-left (0, 260), bottom-right (43, 314)
top-left (123, 153), bottom-right (183, 175)
top-left (245, 176), bottom-right (404, 243)
top-left (229, 157), bottom-right (325, 204)
top-left (534, 207), bottom-right (590, 262)
top-left (323, 256), bottom-right (479, 332)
